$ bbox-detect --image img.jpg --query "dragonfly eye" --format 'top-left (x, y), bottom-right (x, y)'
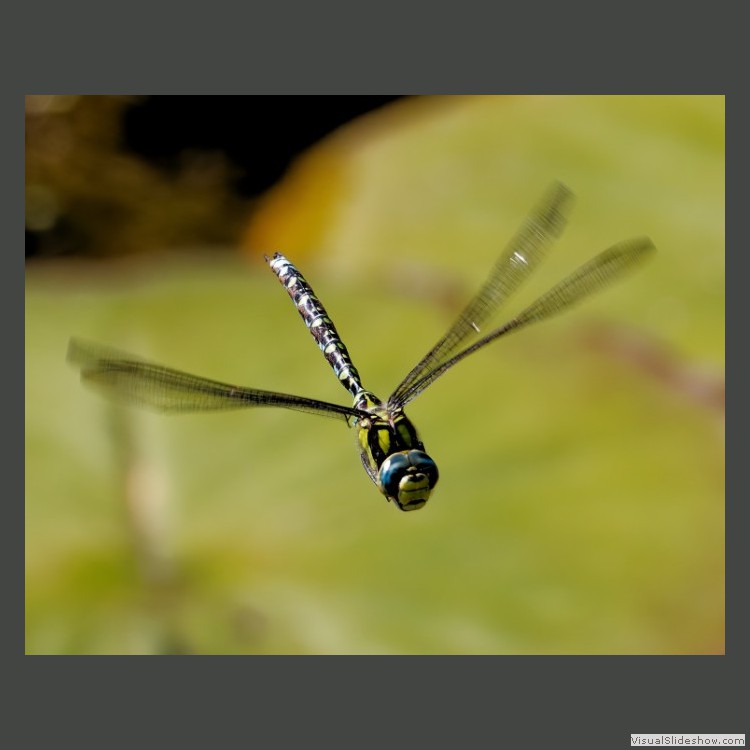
top-left (378, 450), bottom-right (439, 511)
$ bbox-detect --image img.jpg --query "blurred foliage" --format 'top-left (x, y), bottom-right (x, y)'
top-left (25, 95), bottom-right (247, 257)
top-left (26, 95), bottom-right (723, 654)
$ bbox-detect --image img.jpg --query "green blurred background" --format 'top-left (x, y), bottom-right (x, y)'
top-left (25, 95), bottom-right (724, 654)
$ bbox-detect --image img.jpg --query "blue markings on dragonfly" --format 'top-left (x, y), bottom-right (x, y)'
top-left (68, 183), bottom-right (655, 511)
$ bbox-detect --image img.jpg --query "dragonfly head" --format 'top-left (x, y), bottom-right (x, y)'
top-left (378, 450), bottom-right (439, 511)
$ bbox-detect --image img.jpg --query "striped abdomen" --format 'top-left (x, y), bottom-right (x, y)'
top-left (265, 253), bottom-right (365, 399)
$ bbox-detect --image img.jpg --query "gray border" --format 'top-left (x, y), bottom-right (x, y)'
top-left (17, 10), bottom-right (738, 750)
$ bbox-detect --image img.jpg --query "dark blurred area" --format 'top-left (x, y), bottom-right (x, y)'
top-left (25, 95), bottom-right (403, 259)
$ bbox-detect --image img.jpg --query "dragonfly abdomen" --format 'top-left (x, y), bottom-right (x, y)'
top-left (266, 253), bottom-right (365, 399)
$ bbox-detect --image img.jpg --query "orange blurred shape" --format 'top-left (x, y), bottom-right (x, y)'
top-left (240, 145), bottom-right (350, 266)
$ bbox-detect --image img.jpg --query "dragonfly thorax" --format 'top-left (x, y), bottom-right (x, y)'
top-left (354, 391), bottom-right (439, 511)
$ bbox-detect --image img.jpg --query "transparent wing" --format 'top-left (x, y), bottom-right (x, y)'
top-left (388, 181), bottom-right (574, 409)
top-left (389, 237), bottom-right (656, 408)
top-left (68, 339), bottom-right (366, 423)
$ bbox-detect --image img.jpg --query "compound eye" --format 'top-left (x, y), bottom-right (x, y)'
top-left (378, 450), bottom-right (439, 511)
top-left (409, 451), bottom-right (438, 484)
top-left (379, 453), bottom-right (410, 499)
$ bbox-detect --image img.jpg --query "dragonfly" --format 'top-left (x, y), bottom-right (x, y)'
top-left (68, 182), bottom-right (655, 511)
